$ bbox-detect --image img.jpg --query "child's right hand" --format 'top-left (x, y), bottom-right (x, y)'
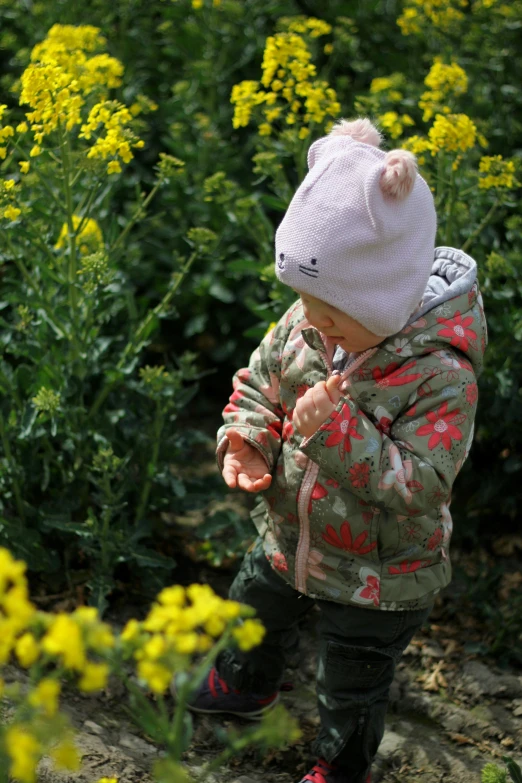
top-left (222, 429), bottom-right (272, 493)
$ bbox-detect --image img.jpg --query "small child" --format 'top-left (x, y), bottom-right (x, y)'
top-left (184, 118), bottom-right (487, 782)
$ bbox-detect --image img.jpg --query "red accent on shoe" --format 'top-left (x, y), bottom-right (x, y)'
top-left (209, 667), bottom-right (229, 699)
top-left (257, 692), bottom-right (278, 706)
top-left (303, 758), bottom-right (336, 782)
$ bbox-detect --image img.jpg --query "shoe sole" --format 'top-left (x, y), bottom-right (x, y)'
top-left (185, 692), bottom-right (280, 720)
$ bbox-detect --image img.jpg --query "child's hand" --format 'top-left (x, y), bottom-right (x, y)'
top-left (294, 375), bottom-right (343, 439)
top-left (222, 429), bottom-right (272, 493)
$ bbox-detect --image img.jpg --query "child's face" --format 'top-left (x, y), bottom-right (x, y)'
top-left (297, 291), bottom-right (383, 352)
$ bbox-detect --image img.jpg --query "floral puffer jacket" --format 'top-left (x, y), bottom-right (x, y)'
top-left (217, 249), bottom-right (487, 611)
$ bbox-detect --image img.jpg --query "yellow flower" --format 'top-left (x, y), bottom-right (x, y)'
top-left (158, 585), bottom-right (185, 606)
top-left (28, 678), bottom-right (61, 716)
top-left (428, 113), bottom-right (477, 153)
top-left (259, 123), bottom-right (272, 136)
top-left (121, 618), bottom-right (141, 642)
top-left (55, 214), bottom-right (103, 254)
top-left (78, 662), bottom-right (109, 692)
top-left (19, 161), bottom-right (30, 174)
top-left (16, 121), bottom-right (28, 133)
top-left (232, 619), bottom-right (265, 651)
top-left (42, 614), bottom-right (86, 670)
top-left (51, 739), bottom-right (81, 771)
top-left (15, 633), bottom-right (40, 667)
top-left (29, 145), bottom-right (41, 157)
top-left (192, 0), bottom-right (204, 7)
top-left (370, 76), bottom-right (394, 93)
top-left (107, 160), bottom-right (121, 174)
top-left (0, 148), bottom-right (7, 159)
top-left (174, 632), bottom-right (199, 654)
top-left (5, 726), bottom-right (41, 783)
top-left (137, 659), bottom-right (172, 694)
top-left (98, 779), bottom-right (119, 783)
top-left (478, 155), bottom-right (518, 190)
top-left (3, 205), bottom-right (21, 221)
top-left (265, 321), bottom-right (277, 336)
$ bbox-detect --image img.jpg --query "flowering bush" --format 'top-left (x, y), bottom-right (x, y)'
top-left (0, 23), bottom-right (224, 610)
top-left (0, 546), bottom-right (299, 782)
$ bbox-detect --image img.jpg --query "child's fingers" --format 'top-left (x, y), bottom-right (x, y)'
top-left (226, 428), bottom-right (244, 453)
top-left (312, 382), bottom-right (335, 414)
top-left (237, 472), bottom-right (272, 492)
top-left (222, 462), bottom-right (238, 488)
top-left (326, 374), bottom-right (343, 404)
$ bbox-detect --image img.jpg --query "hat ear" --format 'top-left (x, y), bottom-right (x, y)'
top-left (380, 149), bottom-right (417, 200)
top-left (329, 117), bottom-right (382, 147)
top-left (307, 136), bottom-right (330, 170)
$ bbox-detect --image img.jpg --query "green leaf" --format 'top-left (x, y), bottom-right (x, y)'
top-left (131, 547), bottom-right (176, 570)
top-left (209, 281), bottom-right (235, 303)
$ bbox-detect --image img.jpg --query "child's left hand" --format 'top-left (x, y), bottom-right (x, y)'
top-left (293, 375), bottom-right (344, 439)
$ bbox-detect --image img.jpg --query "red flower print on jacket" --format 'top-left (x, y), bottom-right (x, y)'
top-left (272, 552), bottom-right (288, 573)
top-left (437, 311), bottom-right (477, 352)
top-left (372, 360), bottom-right (422, 390)
top-left (322, 520), bottom-right (377, 555)
top-left (465, 383), bottom-right (478, 406)
top-left (388, 559), bottom-right (426, 575)
top-left (352, 567), bottom-right (380, 607)
top-left (321, 403), bottom-right (363, 461)
top-left (349, 462), bottom-right (370, 488)
top-left (416, 402), bottom-right (467, 451)
top-left (298, 481), bottom-right (328, 515)
top-left (427, 528), bottom-right (443, 551)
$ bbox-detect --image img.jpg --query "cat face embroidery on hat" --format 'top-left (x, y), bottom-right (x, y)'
top-left (299, 257), bottom-right (318, 279)
top-left (278, 253), bottom-right (319, 280)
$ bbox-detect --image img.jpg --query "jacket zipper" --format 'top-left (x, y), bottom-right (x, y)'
top-left (293, 339), bottom-right (379, 595)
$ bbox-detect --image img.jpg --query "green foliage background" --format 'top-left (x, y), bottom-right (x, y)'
top-left (0, 0), bottom-right (521, 625)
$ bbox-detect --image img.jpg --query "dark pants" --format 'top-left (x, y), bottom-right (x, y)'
top-left (217, 539), bottom-right (432, 782)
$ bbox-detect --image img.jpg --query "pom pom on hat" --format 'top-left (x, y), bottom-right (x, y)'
top-left (380, 149), bottom-right (417, 200)
top-left (329, 117), bottom-right (382, 148)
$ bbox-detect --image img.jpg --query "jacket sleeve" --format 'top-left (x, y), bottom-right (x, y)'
top-left (300, 361), bottom-right (478, 516)
top-left (216, 306), bottom-right (297, 472)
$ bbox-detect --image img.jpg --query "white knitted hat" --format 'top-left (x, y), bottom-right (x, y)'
top-left (275, 118), bottom-right (437, 337)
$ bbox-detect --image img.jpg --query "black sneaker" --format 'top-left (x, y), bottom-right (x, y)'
top-left (171, 666), bottom-right (279, 720)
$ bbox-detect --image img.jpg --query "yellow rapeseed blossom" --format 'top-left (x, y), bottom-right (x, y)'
top-left (232, 619), bottom-right (265, 651)
top-left (2, 205), bottom-right (21, 221)
top-left (419, 60), bottom-right (468, 121)
top-left (42, 614), bottom-right (86, 670)
top-left (15, 632), bottom-right (40, 667)
top-left (55, 214), bottom-right (103, 254)
top-left (428, 113), bottom-right (477, 154)
top-left (478, 155), bottom-right (518, 189)
top-left (18, 24), bottom-right (142, 171)
top-left (31, 387), bottom-right (61, 416)
top-left (232, 28), bottom-right (340, 135)
top-left (398, 0), bottom-right (468, 35)
top-left (6, 726), bottom-right (41, 783)
top-left (78, 661), bottom-right (109, 692)
top-left (51, 739), bottom-right (81, 771)
top-left (28, 678), bottom-right (61, 716)
top-left (19, 161), bottom-right (30, 174)
top-left (377, 111), bottom-right (414, 139)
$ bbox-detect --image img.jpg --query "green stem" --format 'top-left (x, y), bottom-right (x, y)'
top-left (0, 410), bottom-right (25, 524)
top-left (87, 251), bottom-right (198, 421)
top-left (109, 181), bottom-right (161, 255)
top-left (59, 127), bottom-right (79, 322)
top-left (135, 400), bottom-right (164, 526)
top-left (169, 633), bottom-right (232, 761)
top-left (462, 199), bottom-right (500, 254)
top-left (445, 165), bottom-right (457, 247)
